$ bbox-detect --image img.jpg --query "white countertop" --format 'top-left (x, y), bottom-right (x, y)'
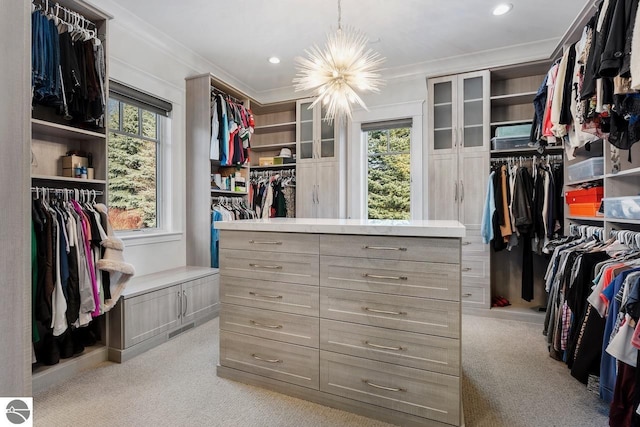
top-left (214, 218), bottom-right (465, 238)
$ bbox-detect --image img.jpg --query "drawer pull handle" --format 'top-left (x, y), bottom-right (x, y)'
top-left (362, 307), bottom-right (407, 316)
top-left (249, 291), bottom-right (283, 299)
top-left (462, 241), bottom-right (472, 246)
top-left (251, 353), bottom-right (282, 363)
top-left (362, 273), bottom-right (408, 281)
top-left (249, 264), bottom-right (283, 270)
top-left (249, 240), bottom-right (283, 245)
top-left (362, 379), bottom-right (406, 392)
top-left (363, 245), bottom-right (407, 251)
top-left (364, 341), bottom-right (405, 351)
top-left (462, 293), bottom-right (473, 297)
top-left (250, 320), bottom-right (283, 329)
top-left (462, 267), bottom-right (472, 272)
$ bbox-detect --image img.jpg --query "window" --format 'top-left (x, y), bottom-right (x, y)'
top-left (107, 81), bottom-right (171, 231)
top-left (364, 120), bottom-right (412, 220)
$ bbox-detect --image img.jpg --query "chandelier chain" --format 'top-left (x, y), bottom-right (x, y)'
top-left (337, 0), bottom-right (342, 30)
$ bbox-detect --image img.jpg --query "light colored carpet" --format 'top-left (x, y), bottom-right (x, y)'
top-left (33, 314), bottom-right (610, 427)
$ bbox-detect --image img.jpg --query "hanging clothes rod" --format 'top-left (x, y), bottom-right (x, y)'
top-left (31, 187), bottom-right (103, 196)
top-left (211, 87), bottom-right (244, 105)
top-left (31, 0), bottom-right (100, 41)
top-left (490, 154), bottom-right (563, 164)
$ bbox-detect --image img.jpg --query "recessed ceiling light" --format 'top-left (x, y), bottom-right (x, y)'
top-left (492, 3), bottom-right (513, 16)
top-left (268, 56), bottom-right (280, 64)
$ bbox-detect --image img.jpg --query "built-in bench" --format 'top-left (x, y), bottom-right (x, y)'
top-left (108, 266), bottom-right (219, 363)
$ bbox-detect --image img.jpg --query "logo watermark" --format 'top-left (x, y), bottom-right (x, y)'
top-left (0, 398), bottom-right (32, 427)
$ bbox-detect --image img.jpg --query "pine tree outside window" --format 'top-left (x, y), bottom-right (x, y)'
top-left (365, 121), bottom-right (411, 220)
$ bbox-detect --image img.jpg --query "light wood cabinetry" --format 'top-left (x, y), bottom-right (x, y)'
top-left (108, 267), bottom-right (219, 362)
top-left (428, 70), bottom-right (490, 308)
top-left (296, 99), bottom-right (346, 218)
top-left (185, 74), bottom-right (252, 267)
top-left (217, 228), bottom-right (462, 426)
top-left (250, 101), bottom-right (297, 172)
top-left (29, 0), bottom-right (112, 394)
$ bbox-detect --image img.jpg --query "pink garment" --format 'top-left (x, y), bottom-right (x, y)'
top-left (542, 64), bottom-right (559, 138)
top-left (72, 201), bottom-right (100, 317)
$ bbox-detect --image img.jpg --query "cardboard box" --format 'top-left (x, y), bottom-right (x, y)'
top-left (62, 168), bottom-right (76, 178)
top-left (62, 155), bottom-right (88, 169)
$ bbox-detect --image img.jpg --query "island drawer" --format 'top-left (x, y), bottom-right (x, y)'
top-left (220, 230), bottom-right (319, 254)
top-left (320, 235), bottom-right (460, 264)
top-left (220, 249), bottom-right (319, 286)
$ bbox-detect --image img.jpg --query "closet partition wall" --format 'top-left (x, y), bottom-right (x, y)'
top-left (28, 0), bottom-right (112, 392)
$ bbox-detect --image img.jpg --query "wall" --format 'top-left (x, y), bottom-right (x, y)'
top-left (0, 0), bottom-right (31, 396)
top-left (97, 0), bottom-right (232, 276)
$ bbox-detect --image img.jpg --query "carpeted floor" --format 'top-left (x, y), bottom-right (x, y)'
top-left (33, 314), bottom-right (610, 427)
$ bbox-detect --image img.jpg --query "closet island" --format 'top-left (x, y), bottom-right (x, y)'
top-left (215, 218), bottom-right (465, 427)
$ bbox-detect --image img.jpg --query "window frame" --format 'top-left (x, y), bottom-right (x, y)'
top-left (365, 126), bottom-right (412, 220)
top-left (107, 95), bottom-right (164, 233)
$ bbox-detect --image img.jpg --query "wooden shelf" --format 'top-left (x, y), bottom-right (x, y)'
top-left (31, 118), bottom-right (106, 140)
top-left (490, 145), bottom-right (563, 155)
top-left (251, 142), bottom-right (296, 152)
top-left (606, 218), bottom-right (640, 225)
top-left (31, 175), bottom-right (106, 184)
top-left (606, 167), bottom-right (640, 178)
top-left (490, 91), bottom-right (537, 107)
top-left (566, 175), bottom-right (605, 186)
top-left (211, 161), bottom-right (249, 169)
top-left (251, 163), bottom-right (296, 170)
top-left (491, 119), bottom-right (533, 127)
top-left (211, 189), bottom-right (247, 195)
top-left (566, 216), bottom-right (605, 222)
top-left (253, 121), bottom-right (296, 134)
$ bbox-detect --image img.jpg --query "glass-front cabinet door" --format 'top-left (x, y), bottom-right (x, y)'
top-left (428, 76), bottom-right (457, 154)
top-left (459, 71), bottom-right (489, 152)
top-left (318, 105), bottom-right (336, 159)
top-left (297, 99), bottom-right (315, 161)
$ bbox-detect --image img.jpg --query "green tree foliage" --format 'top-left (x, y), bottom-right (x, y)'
top-left (108, 100), bottom-right (157, 229)
top-left (367, 128), bottom-right (411, 220)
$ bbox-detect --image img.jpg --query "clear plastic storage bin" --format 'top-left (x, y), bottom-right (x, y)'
top-left (567, 157), bottom-right (604, 183)
top-left (495, 124), bottom-right (532, 138)
top-left (604, 196), bottom-right (640, 220)
top-left (491, 136), bottom-right (530, 150)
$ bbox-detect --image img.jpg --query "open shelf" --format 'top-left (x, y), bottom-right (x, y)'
top-left (566, 176), bottom-right (605, 186)
top-left (566, 216), bottom-right (605, 222)
top-left (211, 189), bottom-right (247, 195)
top-left (31, 175), bottom-right (107, 184)
top-left (31, 118), bottom-right (106, 140)
top-left (606, 218), bottom-right (640, 225)
top-left (251, 142), bottom-right (296, 152)
top-left (253, 121), bottom-right (296, 134)
top-left (251, 163), bottom-right (296, 170)
top-left (491, 119), bottom-right (533, 127)
top-left (606, 166), bottom-right (640, 178)
top-left (490, 91), bottom-right (537, 107)
top-left (490, 145), bottom-right (564, 155)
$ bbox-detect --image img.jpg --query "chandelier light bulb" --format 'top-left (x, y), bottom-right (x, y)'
top-left (293, 0), bottom-right (385, 123)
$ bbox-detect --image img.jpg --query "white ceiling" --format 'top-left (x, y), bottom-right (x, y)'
top-left (107, 0), bottom-right (592, 100)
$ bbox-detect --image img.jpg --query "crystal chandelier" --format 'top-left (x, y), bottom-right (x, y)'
top-left (293, 0), bottom-right (385, 123)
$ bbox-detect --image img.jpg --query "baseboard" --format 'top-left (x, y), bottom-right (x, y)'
top-left (32, 345), bottom-right (108, 394)
top-left (463, 305), bottom-right (545, 324)
top-left (216, 365), bottom-right (458, 427)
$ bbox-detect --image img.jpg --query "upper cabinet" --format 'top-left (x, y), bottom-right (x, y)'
top-left (428, 71), bottom-right (490, 155)
top-left (297, 98), bottom-right (338, 163)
